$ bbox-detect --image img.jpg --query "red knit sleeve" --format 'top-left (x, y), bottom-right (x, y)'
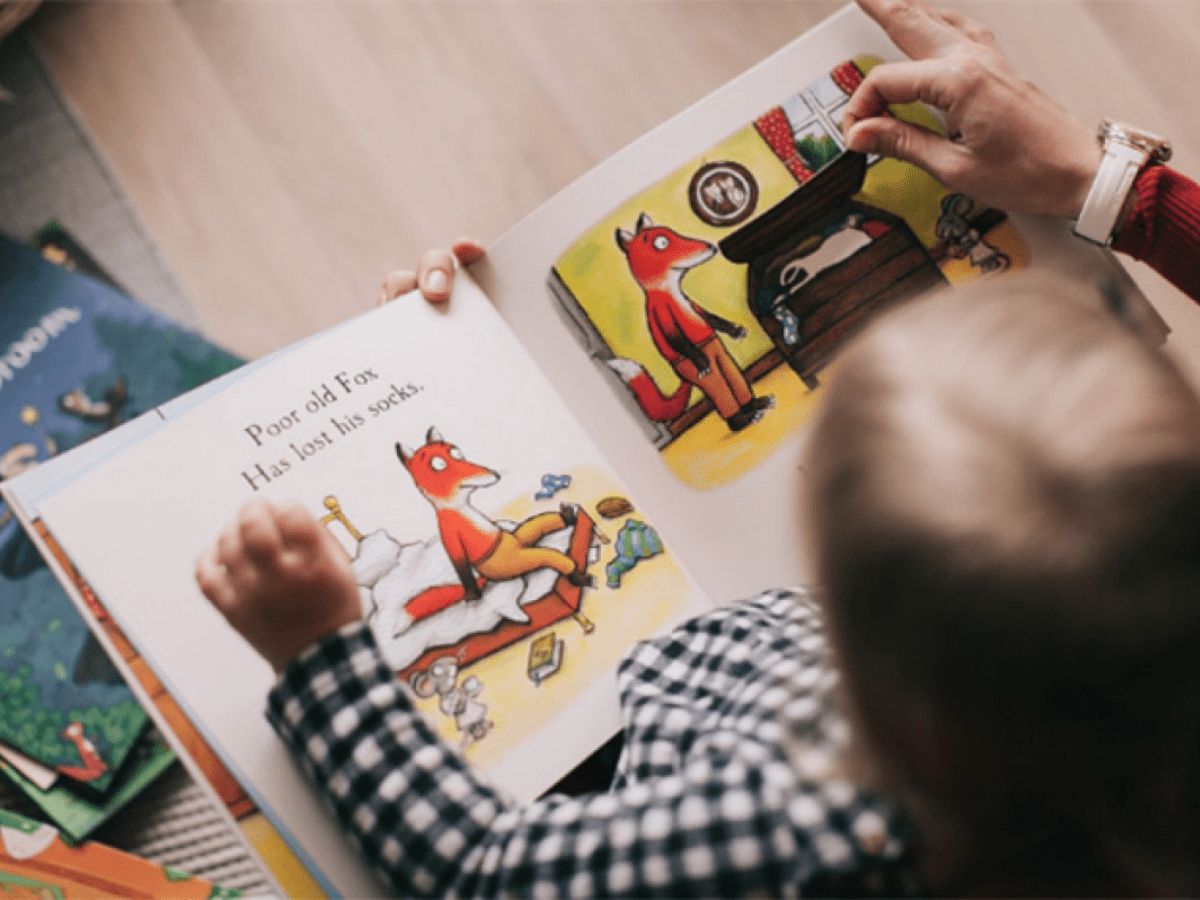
top-left (1111, 164), bottom-right (1200, 304)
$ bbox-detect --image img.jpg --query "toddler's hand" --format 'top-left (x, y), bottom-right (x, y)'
top-left (377, 238), bottom-right (487, 306)
top-left (195, 498), bottom-right (362, 672)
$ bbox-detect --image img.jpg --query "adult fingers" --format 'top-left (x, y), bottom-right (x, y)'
top-left (842, 58), bottom-right (956, 135)
top-left (845, 114), bottom-right (967, 188)
top-left (928, 7), bottom-right (996, 48)
top-left (855, 0), bottom-right (964, 60)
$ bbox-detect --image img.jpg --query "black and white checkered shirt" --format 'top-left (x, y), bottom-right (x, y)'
top-left (268, 588), bottom-right (918, 897)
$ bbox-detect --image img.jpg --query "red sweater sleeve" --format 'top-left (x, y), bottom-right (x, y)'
top-left (1111, 164), bottom-right (1200, 304)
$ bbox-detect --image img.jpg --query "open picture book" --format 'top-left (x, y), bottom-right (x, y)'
top-left (1, 4), bottom-right (1164, 898)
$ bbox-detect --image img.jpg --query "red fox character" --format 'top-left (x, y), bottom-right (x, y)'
top-left (605, 357), bottom-right (692, 422)
top-left (58, 721), bottom-right (107, 783)
top-left (616, 213), bottom-right (772, 432)
top-left (396, 428), bottom-right (591, 604)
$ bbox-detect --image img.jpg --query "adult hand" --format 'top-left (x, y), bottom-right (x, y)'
top-left (377, 238), bottom-right (487, 306)
top-left (843, 0), bottom-right (1101, 218)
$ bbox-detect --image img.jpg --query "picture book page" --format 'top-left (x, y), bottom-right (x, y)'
top-left (33, 279), bottom-right (702, 898)
top-left (476, 3), bottom-right (1159, 606)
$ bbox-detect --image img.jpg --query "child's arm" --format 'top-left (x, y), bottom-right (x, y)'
top-left (259, 591), bottom-right (908, 898)
top-left (195, 502), bottom-right (903, 897)
top-left (197, 242), bottom-right (487, 669)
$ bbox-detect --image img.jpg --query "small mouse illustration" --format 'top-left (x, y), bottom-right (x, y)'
top-left (410, 653), bottom-right (493, 747)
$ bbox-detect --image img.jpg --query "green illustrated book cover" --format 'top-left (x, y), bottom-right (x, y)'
top-left (0, 230), bottom-right (241, 814)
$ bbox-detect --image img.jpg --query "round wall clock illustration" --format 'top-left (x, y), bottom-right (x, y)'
top-left (688, 160), bottom-right (759, 227)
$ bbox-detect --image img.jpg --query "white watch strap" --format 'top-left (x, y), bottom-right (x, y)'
top-left (1073, 140), bottom-right (1147, 246)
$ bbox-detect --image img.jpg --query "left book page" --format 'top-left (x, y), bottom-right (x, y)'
top-left (22, 278), bottom-right (703, 898)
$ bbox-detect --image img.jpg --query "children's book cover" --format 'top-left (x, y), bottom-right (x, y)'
top-left (0, 806), bottom-right (241, 899)
top-left (550, 56), bottom-right (1029, 490)
top-left (0, 232), bottom-right (242, 796)
top-left (0, 729), bottom-right (176, 845)
top-left (32, 279), bottom-right (698, 898)
top-left (29, 220), bottom-right (130, 296)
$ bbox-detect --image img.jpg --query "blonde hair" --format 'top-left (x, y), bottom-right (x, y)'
top-left (806, 272), bottom-right (1200, 890)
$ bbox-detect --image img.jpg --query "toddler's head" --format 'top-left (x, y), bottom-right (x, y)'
top-left (805, 272), bottom-right (1200, 895)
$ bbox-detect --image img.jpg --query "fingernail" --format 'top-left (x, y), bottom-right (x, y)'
top-left (425, 269), bottom-right (448, 293)
top-left (845, 126), bottom-right (867, 153)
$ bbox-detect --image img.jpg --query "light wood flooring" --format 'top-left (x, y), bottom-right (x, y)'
top-left (26, 1), bottom-right (1200, 363)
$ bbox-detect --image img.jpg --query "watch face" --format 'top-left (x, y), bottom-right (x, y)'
top-left (1101, 118), bottom-right (1173, 163)
top-left (688, 161), bottom-right (759, 227)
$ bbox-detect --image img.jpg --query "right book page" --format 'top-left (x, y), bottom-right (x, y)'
top-left (477, 2), bottom-right (1164, 606)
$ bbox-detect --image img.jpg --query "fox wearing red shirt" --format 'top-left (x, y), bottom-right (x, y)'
top-left (396, 428), bottom-right (590, 606)
top-left (616, 214), bottom-right (772, 432)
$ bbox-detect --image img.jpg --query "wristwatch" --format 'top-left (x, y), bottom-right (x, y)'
top-left (1073, 118), bottom-right (1172, 246)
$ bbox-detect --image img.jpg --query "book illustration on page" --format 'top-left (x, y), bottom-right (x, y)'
top-left (550, 56), bottom-right (1029, 490)
top-left (30, 283), bottom-right (696, 819)
top-left (313, 423), bottom-right (688, 768)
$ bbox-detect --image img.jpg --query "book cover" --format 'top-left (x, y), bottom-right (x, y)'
top-left (0, 232), bottom-right (241, 800)
top-left (0, 806), bottom-right (240, 899)
top-left (0, 729), bottom-right (176, 846)
top-left (28, 220), bottom-right (129, 295)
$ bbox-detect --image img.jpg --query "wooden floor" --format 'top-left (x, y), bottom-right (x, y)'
top-left (27, 1), bottom-right (1200, 364)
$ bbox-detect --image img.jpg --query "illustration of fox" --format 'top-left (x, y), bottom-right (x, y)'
top-left (57, 721), bottom-right (107, 783)
top-left (604, 357), bottom-right (692, 422)
top-left (396, 428), bottom-right (592, 604)
top-left (616, 213), bottom-right (772, 432)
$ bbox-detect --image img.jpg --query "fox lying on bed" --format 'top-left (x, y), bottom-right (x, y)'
top-left (396, 428), bottom-right (592, 604)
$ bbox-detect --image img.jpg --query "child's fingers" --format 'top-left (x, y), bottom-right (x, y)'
top-left (272, 499), bottom-right (325, 553)
top-left (195, 544), bottom-right (237, 612)
top-left (275, 501), bottom-right (357, 589)
top-left (215, 513), bottom-right (254, 582)
top-left (378, 239), bottom-right (484, 308)
top-left (377, 269), bottom-right (418, 306)
top-left (237, 498), bottom-right (287, 565)
top-left (416, 249), bottom-right (456, 304)
top-left (450, 238), bottom-right (487, 268)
